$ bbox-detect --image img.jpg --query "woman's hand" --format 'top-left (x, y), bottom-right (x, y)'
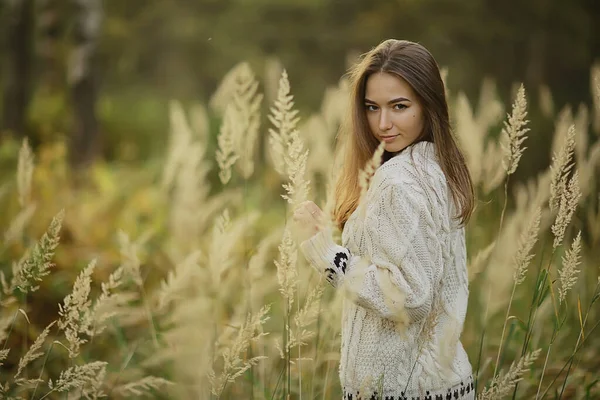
top-left (292, 201), bottom-right (325, 243)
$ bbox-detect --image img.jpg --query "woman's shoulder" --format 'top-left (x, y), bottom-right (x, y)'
top-left (374, 141), bottom-right (446, 191)
top-left (368, 142), bottom-right (454, 227)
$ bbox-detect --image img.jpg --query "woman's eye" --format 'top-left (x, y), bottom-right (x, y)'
top-left (393, 103), bottom-right (407, 110)
top-left (365, 104), bottom-right (378, 111)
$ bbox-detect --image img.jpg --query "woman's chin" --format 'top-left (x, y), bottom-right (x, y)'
top-left (384, 141), bottom-right (408, 153)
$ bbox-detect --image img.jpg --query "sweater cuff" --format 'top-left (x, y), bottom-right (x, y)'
top-left (300, 228), bottom-right (350, 287)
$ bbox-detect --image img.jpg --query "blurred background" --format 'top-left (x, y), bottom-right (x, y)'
top-left (1, 1), bottom-right (600, 398)
top-left (1, 0), bottom-right (599, 168)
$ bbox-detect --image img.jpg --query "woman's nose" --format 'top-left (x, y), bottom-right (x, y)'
top-left (379, 111), bottom-right (392, 131)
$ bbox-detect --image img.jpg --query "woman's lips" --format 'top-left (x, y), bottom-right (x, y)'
top-left (381, 135), bottom-right (399, 143)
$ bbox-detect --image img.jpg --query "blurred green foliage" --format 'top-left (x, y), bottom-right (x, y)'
top-left (1, 0), bottom-right (599, 169)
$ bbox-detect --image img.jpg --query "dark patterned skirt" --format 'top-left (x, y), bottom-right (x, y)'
top-left (342, 375), bottom-right (476, 400)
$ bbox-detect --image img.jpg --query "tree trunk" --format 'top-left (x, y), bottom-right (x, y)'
top-left (38, 0), bottom-right (65, 91)
top-left (525, 30), bottom-right (547, 91)
top-left (1, 0), bottom-right (35, 139)
top-left (68, 0), bottom-right (103, 168)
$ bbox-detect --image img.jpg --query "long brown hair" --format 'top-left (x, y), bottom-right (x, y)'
top-left (333, 39), bottom-right (474, 230)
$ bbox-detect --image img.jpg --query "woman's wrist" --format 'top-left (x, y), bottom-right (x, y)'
top-left (300, 228), bottom-right (350, 286)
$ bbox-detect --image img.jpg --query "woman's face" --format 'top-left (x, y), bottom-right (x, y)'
top-left (364, 72), bottom-right (425, 153)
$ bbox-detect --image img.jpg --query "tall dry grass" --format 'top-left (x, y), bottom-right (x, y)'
top-left (0, 61), bottom-right (599, 399)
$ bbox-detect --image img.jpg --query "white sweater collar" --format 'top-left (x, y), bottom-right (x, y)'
top-left (388, 140), bottom-right (437, 164)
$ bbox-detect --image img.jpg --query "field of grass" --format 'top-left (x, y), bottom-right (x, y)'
top-left (1, 61), bottom-right (599, 399)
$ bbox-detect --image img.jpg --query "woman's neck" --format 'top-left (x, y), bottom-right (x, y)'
top-left (381, 150), bottom-right (398, 164)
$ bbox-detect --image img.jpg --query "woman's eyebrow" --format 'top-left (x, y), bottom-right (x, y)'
top-left (364, 97), bottom-right (411, 104)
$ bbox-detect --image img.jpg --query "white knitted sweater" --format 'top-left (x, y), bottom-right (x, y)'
top-left (300, 141), bottom-right (474, 399)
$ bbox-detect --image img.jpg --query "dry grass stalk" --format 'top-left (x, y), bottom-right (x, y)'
top-left (322, 169), bottom-right (342, 233)
top-left (0, 349), bottom-right (10, 367)
top-left (209, 61), bottom-right (253, 114)
top-left (113, 376), bottom-right (173, 397)
top-left (267, 70), bottom-right (310, 207)
top-left (152, 293), bottom-right (213, 393)
top-left (209, 209), bottom-right (232, 286)
top-left (269, 71), bottom-right (312, 398)
top-left (482, 140), bottom-right (507, 194)
top-left (549, 125), bottom-right (576, 212)
top-left (293, 284), bottom-right (323, 332)
top-left (302, 115), bottom-right (330, 181)
top-left (208, 305), bottom-right (270, 397)
top-left (14, 321), bottom-right (56, 382)
top-left (207, 208), bottom-right (259, 287)
top-left (321, 79), bottom-right (349, 132)
top-left (17, 138), bottom-right (34, 208)
top-left (512, 171), bottom-right (550, 217)
top-left (229, 66), bottom-right (263, 179)
top-left (4, 203), bottom-right (36, 246)
top-left (359, 141), bottom-right (385, 200)
top-left (163, 101), bottom-right (212, 261)
top-left (358, 141), bottom-right (385, 218)
top-left (280, 284), bottom-right (324, 355)
top-left (3, 57), bottom-right (600, 400)
top-left (502, 84), bottom-right (530, 175)
top-left (248, 229), bottom-right (281, 284)
top-left (11, 209), bottom-right (64, 294)
top-left (268, 69), bottom-right (300, 177)
top-left (169, 140), bottom-right (212, 254)
top-left (551, 170), bottom-right (581, 249)
top-left (468, 240), bottom-right (496, 282)
top-left (378, 267), bottom-right (410, 330)
top-left (275, 227), bottom-right (298, 309)
top-left (341, 257), bottom-right (369, 297)
top-left (357, 375), bottom-right (375, 399)
top-left (493, 206), bottom-right (542, 380)
top-left (73, 365), bottom-right (106, 399)
top-left (281, 130), bottom-right (310, 207)
top-left (58, 260), bottom-right (96, 358)
top-left (454, 93), bottom-right (482, 184)
top-left (47, 361), bottom-right (107, 394)
top-left (216, 103), bottom-right (240, 185)
top-left (558, 231), bottom-right (582, 304)
top-left (453, 81), bottom-right (504, 186)
top-left (494, 85), bottom-right (530, 262)
top-left (190, 103), bottom-right (210, 144)
top-left (158, 250), bottom-right (202, 309)
top-left (477, 79), bottom-right (505, 128)
top-left (513, 206), bottom-right (542, 285)
top-left (440, 67), bottom-right (449, 96)
top-left (550, 107), bottom-right (574, 165)
top-left (163, 101), bottom-right (197, 191)
top-left (0, 314), bottom-right (13, 344)
top-left (90, 265), bottom-right (126, 335)
top-left (264, 56), bottom-right (284, 105)
top-left (539, 84), bottom-right (554, 118)
top-left (0, 382), bottom-right (10, 399)
top-left (438, 314), bottom-right (462, 379)
top-left (303, 81), bottom-right (348, 182)
top-left (117, 230), bottom-right (143, 287)
top-left (480, 348), bottom-right (541, 400)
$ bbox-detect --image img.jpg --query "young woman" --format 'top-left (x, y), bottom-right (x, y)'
top-left (293, 39), bottom-right (476, 399)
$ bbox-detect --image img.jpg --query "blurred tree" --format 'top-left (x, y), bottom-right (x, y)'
top-left (1, 0), bottom-right (35, 139)
top-left (38, 0), bottom-right (67, 91)
top-left (2, 0), bottom-right (103, 167)
top-left (1, 0), bottom-right (599, 166)
top-left (97, 0), bottom-right (599, 111)
top-left (68, 0), bottom-right (103, 168)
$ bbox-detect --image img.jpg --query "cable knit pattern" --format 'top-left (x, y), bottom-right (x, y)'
top-left (300, 141), bottom-right (473, 399)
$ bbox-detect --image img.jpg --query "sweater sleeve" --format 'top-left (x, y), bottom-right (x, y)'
top-left (300, 179), bottom-right (443, 323)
